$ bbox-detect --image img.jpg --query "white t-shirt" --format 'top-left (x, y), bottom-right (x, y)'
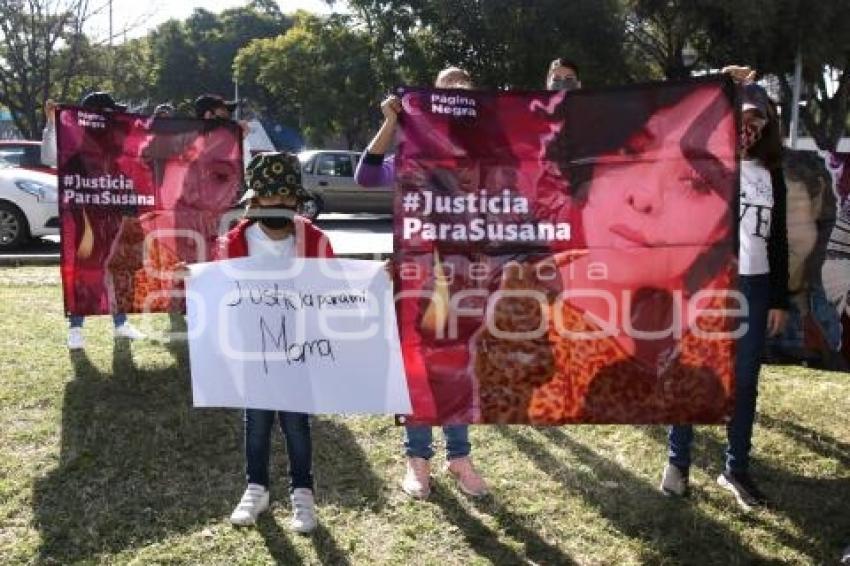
top-left (739, 159), bottom-right (773, 275)
top-left (245, 222), bottom-right (296, 259)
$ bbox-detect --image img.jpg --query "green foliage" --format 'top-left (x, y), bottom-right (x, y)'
top-left (146, 5), bottom-right (291, 112)
top-left (235, 12), bottom-right (380, 148)
top-left (0, 0), bottom-right (90, 137)
top-left (2, 0), bottom-right (848, 148)
top-left (626, 0), bottom-right (850, 149)
top-left (346, 0), bottom-right (633, 89)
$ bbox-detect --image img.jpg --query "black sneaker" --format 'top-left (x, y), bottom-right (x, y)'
top-left (717, 470), bottom-right (767, 510)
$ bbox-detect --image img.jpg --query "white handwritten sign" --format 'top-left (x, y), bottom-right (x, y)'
top-left (186, 256), bottom-right (411, 414)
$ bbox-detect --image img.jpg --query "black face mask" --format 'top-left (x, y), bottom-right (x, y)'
top-left (250, 205), bottom-right (295, 230)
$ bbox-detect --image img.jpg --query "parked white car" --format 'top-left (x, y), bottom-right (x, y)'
top-left (0, 163), bottom-right (59, 250)
top-left (297, 150), bottom-right (392, 219)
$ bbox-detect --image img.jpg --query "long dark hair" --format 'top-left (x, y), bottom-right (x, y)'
top-left (746, 98), bottom-right (783, 170)
top-left (545, 76), bottom-right (737, 202)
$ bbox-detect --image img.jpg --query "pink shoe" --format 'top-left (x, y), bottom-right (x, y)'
top-left (446, 456), bottom-right (489, 497)
top-left (402, 457), bottom-right (431, 499)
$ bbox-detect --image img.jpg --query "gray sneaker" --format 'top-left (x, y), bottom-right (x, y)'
top-left (660, 463), bottom-right (689, 497)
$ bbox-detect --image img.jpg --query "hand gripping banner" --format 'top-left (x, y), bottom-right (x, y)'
top-left (394, 76), bottom-right (741, 425)
top-left (57, 107), bottom-right (243, 315)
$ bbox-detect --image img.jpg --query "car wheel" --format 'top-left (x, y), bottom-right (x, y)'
top-left (300, 195), bottom-right (323, 221)
top-left (0, 202), bottom-right (30, 250)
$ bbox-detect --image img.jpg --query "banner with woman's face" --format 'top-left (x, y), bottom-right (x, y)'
top-left (57, 107), bottom-right (243, 316)
top-left (394, 77), bottom-right (741, 424)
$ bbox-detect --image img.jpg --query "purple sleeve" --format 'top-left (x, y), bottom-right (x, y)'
top-left (355, 152), bottom-right (395, 187)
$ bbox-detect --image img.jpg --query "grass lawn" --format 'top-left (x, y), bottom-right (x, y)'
top-left (0, 266), bottom-right (847, 565)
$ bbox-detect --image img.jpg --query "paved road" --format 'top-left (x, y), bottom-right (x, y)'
top-left (0, 213), bottom-right (394, 263)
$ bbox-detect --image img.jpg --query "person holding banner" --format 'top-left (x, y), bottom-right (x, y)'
top-left (356, 67), bottom-right (489, 500)
top-left (207, 152), bottom-right (333, 531)
top-left (662, 81), bottom-right (789, 510)
top-left (42, 92), bottom-right (146, 350)
top-left (546, 57), bottom-right (581, 91)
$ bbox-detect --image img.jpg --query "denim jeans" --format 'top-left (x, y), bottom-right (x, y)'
top-left (69, 314), bottom-right (127, 328)
top-left (668, 274), bottom-right (770, 473)
top-left (404, 425), bottom-right (471, 460)
top-left (245, 409), bottom-right (313, 491)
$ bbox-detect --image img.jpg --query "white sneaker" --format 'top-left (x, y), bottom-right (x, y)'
top-left (67, 327), bottom-right (85, 350)
top-left (290, 488), bottom-right (317, 534)
top-left (401, 457), bottom-right (431, 499)
top-left (230, 483), bottom-right (269, 526)
top-left (660, 463), bottom-right (689, 497)
top-left (114, 322), bottom-right (146, 340)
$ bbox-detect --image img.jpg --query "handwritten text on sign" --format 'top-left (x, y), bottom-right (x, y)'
top-left (186, 257), bottom-right (411, 415)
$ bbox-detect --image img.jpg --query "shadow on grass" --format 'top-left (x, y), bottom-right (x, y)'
top-left (162, 313), bottom-right (190, 369)
top-left (469, 492), bottom-right (579, 565)
top-left (312, 522), bottom-right (354, 566)
top-left (758, 414), bottom-right (850, 467)
top-left (32, 348), bottom-right (243, 563)
top-left (429, 483), bottom-right (577, 565)
top-left (254, 491), bottom-right (353, 566)
top-left (312, 418), bottom-right (387, 512)
top-left (33, 348), bottom-right (378, 563)
top-left (639, 424), bottom-right (850, 563)
top-left (112, 337), bottom-right (137, 379)
top-left (255, 513), bottom-right (303, 565)
top-left (498, 426), bottom-right (765, 564)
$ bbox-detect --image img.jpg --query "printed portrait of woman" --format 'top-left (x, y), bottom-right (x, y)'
top-left (105, 117), bottom-right (242, 313)
top-left (473, 79), bottom-right (740, 424)
top-left (58, 108), bottom-right (137, 315)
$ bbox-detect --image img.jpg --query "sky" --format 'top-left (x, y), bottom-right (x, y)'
top-left (85, 0), bottom-right (346, 42)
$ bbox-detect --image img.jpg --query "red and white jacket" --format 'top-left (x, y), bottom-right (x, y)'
top-left (214, 217), bottom-right (335, 261)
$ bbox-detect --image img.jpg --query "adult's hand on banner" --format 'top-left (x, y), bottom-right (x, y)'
top-left (767, 309), bottom-right (788, 337)
top-left (721, 65), bottom-right (756, 84)
top-left (45, 99), bottom-right (57, 124)
top-left (381, 95), bottom-right (402, 123)
top-left (366, 96), bottom-right (402, 156)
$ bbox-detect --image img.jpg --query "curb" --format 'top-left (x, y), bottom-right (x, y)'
top-left (0, 252), bottom-right (393, 267)
top-left (0, 255), bottom-right (61, 266)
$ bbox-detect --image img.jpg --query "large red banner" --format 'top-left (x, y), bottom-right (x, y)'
top-left (57, 107), bottom-right (243, 315)
top-left (395, 77), bottom-right (741, 425)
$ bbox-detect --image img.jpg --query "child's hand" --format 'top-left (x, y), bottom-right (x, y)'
top-left (384, 259), bottom-right (394, 280)
top-left (172, 262), bottom-right (191, 280)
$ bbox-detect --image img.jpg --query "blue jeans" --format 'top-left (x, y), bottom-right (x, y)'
top-left (69, 314), bottom-right (127, 328)
top-left (668, 274), bottom-right (770, 473)
top-left (404, 425), bottom-right (471, 460)
top-left (245, 409), bottom-right (313, 491)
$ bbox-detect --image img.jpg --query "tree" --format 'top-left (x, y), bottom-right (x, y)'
top-left (622, 0), bottom-right (707, 80)
top-left (345, 0), bottom-right (634, 90)
top-left (0, 0), bottom-right (92, 138)
top-left (143, 3), bottom-right (291, 113)
top-left (235, 12), bottom-right (380, 148)
top-left (688, 0), bottom-right (850, 151)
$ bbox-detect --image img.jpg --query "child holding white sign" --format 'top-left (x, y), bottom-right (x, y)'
top-left (211, 152), bottom-right (334, 532)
